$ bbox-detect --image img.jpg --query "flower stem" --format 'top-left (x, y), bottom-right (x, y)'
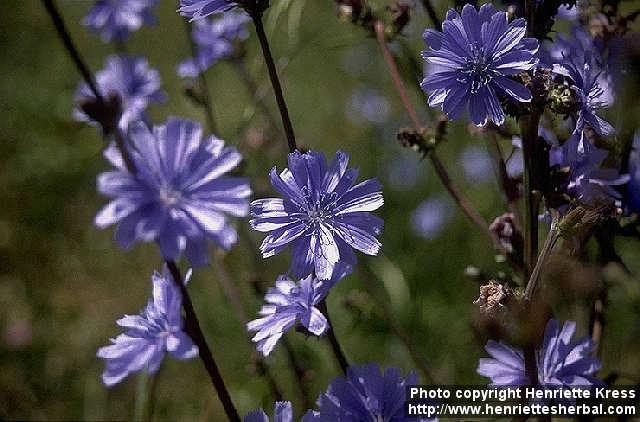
top-left (42, 0), bottom-right (102, 101)
top-left (183, 20), bottom-right (218, 135)
top-left (519, 113), bottom-right (541, 279)
top-left (373, 20), bottom-right (498, 249)
top-left (318, 300), bottom-right (349, 375)
top-left (249, 12), bottom-right (297, 153)
top-left (524, 215), bottom-right (560, 301)
top-left (166, 260), bottom-right (240, 422)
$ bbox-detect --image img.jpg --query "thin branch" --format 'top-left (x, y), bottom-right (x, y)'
top-left (420, 0), bottom-right (442, 29)
top-left (42, 0), bottom-right (102, 101)
top-left (523, 215), bottom-right (560, 301)
top-left (373, 20), bottom-right (497, 247)
top-left (250, 12), bottom-right (297, 152)
top-left (318, 300), bottom-right (349, 375)
top-left (166, 261), bottom-right (241, 422)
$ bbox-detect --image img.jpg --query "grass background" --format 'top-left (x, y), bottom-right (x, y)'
top-left (1, 0), bottom-right (640, 419)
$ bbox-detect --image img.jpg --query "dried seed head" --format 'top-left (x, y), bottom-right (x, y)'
top-left (474, 280), bottom-right (513, 315)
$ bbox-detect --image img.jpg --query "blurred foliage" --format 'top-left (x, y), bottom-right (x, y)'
top-left (1, 0), bottom-right (640, 420)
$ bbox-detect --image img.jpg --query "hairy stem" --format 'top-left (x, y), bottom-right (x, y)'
top-left (250, 12), bottom-right (297, 153)
top-left (318, 300), bottom-right (349, 375)
top-left (166, 261), bottom-right (240, 422)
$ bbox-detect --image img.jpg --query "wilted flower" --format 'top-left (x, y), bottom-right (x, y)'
top-left (178, 0), bottom-right (238, 20)
top-left (421, 3), bottom-right (539, 126)
top-left (303, 364), bottom-right (432, 421)
top-left (244, 401), bottom-right (293, 422)
top-left (178, 11), bottom-right (250, 78)
top-left (489, 213), bottom-right (522, 255)
top-left (250, 150), bottom-right (384, 280)
top-left (97, 267), bottom-right (197, 386)
top-left (95, 117), bottom-right (251, 266)
top-left (247, 265), bottom-right (349, 356)
top-left (74, 55), bottom-right (165, 130)
top-left (83, 0), bottom-right (157, 43)
top-left (477, 319), bottom-right (602, 386)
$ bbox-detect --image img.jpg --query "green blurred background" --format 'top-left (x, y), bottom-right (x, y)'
top-left (1, 0), bottom-right (640, 420)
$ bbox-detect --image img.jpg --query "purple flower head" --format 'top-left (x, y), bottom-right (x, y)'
top-left (97, 266), bottom-right (197, 386)
top-left (247, 264), bottom-right (349, 356)
top-left (74, 55), bottom-right (165, 130)
top-left (552, 28), bottom-right (615, 160)
top-left (250, 150), bottom-right (384, 280)
top-left (178, 11), bottom-right (250, 78)
top-left (421, 3), bottom-right (539, 126)
top-left (178, 0), bottom-right (238, 21)
top-left (244, 401), bottom-right (293, 422)
top-left (303, 364), bottom-right (432, 422)
top-left (626, 132), bottom-right (640, 213)
top-left (477, 319), bottom-right (602, 387)
top-left (83, 0), bottom-right (157, 43)
top-left (95, 117), bottom-right (251, 266)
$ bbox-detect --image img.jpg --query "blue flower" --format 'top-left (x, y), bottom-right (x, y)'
top-left (477, 319), bottom-right (602, 386)
top-left (178, 11), bottom-right (250, 78)
top-left (247, 265), bottom-right (349, 356)
top-left (97, 266), bottom-right (197, 386)
top-left (244, 401), bottom-right (293, 422)
top-left (250, 150), bottom-right (383, 280)
top-left (83, 0), bottom-right (157, 43)
top-left (95, 117), bottom-right (251, 266)
top-left (74, 55), bottom-right (165, 130)
top-left (303, 364), bottom-right (432, 421)
top-left (547, 132), bottom-right (628, 208)
top-left (421, 3), bottom-right (539, 126)
top-left (178, 0), bottom-right (238, 21)
top-left (552, 28), bottom-right (615, 159)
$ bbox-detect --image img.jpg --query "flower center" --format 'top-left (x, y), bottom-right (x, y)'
top-left (461, 43), bottom-right (493, 94)
top-left (159, 185), bottom-right (182, 207)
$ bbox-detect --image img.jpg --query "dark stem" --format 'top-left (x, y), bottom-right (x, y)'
top-left (42, 0), bottom-right (102, 101)
top-left (43, 0), bottom-right (137, 172)
top-left (250, 12), bottom-right (297, 153)
top-left (166, 261), bottom-right (240, 422)
top-left (486, 130), bottom-right (522, 227)
top-left (183, 20), bottom-right (218, 134)
top-left (420, 0), bottom-right (442, 29)
top-left (519, 113), bottom-right (541, 279)
top-left (524, 214), bottom-right (560, 301)
top-left (318, 300), bottom-right (349, 375)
